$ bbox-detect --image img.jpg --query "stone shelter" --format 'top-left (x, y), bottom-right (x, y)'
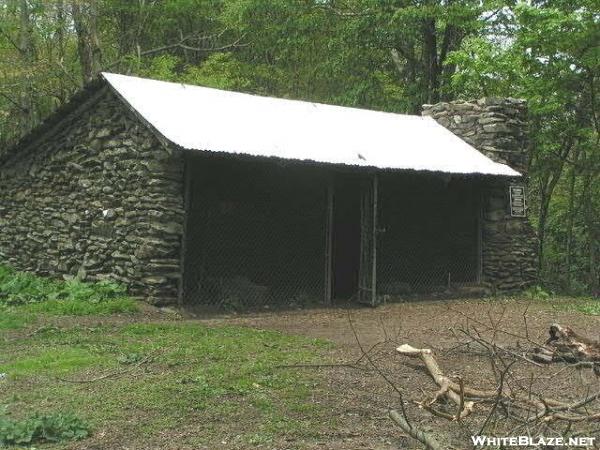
top-left (0, 73), bottom-right (537, 307)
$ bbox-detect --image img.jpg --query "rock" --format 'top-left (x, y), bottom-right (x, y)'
top-left (0, 90), bottom-right (184, 306)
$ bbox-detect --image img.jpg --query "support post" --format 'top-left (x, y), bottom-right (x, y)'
top-left (476, 185), bottom-right (483, 284)
top-left (177, 154), bottom-right (192, 307)
top-left (371, 174), bottom-right (378, 306)
top-left (324, 177), bottom-right (334, 305)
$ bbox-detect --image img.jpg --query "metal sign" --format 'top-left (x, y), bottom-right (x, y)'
top-left (509, 185), bottom-right (526, 217)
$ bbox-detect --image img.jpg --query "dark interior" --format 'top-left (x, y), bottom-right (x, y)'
top-left (377, 172), bottom-right (481, 294)
top-left (183, 154), bottom-right (482, 308)
top-left (183, 154), bottom-right (328, 308)
top-left (331, 174), bottom-right (362, 301)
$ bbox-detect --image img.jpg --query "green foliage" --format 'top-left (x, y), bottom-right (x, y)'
top-left (523, 285), bottom-right (552, 301)
top-left (0, 412), bottom-right (90, 446)
top-left (448, 1), bottom-right (599, 294)
top-left (0, 264), bottom-right (138, 317)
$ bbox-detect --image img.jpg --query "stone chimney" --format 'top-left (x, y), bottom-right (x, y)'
top-left (422, 98), bottom-right (538, 292)
top-left (422, 97), bottom-right (529, 174)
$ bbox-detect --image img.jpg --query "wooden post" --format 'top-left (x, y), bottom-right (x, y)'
top-left (178, 153), bottom-right (192, 307)
top-left (324, 177), bottom-right (334, 305)
top-left (476, 185), bottom-right (483, 284)
top-left (358, 173), bottom-right (378, 306)
top-left (371, 174), bottom-right (378, 306)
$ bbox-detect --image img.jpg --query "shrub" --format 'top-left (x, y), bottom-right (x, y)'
top-left (0, 412), bottom-right (90, 446)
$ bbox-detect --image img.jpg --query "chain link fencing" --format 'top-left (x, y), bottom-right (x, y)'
top-left (183, 157), bottom-right (328, 310)
top-left (182, 156), bottom-right (484, 310)
top-left (376, 173), bottom-right (482, 300)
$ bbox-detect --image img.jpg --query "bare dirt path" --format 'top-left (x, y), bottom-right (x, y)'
top-left (196, 298), bottom-right (599, 351)
top-left (193, 298), bottom-right (600, 449)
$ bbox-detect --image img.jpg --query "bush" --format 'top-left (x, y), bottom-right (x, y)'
top-left (0, 412), bottom-right (90, 446)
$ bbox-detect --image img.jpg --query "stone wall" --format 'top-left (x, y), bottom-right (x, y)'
top-left (422, 98), bottom-right (538, 292)
top-left (0, 88), bottom-right (184, 305)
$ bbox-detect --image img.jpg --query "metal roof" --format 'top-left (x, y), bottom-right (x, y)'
top-left (102, 72), bottom-right (520, 177)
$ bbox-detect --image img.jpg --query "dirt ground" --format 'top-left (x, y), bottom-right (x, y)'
top-left (196, 298), bottom-right (600, 449)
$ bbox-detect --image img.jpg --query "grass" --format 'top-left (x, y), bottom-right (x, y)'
top-left (0, 265), bottom-right (334, 447)
top-left (523, 286), bottom-right (600, 316)
top-left (0, 321), bottom-right (332, 448)
top-left (558, 297), bottom-right (600, 315)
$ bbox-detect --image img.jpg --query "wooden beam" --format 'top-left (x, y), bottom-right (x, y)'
top-left (371, 174), bottom-right (378, 306)
top-left (177, 154), bottom-right (192, 306)
top-left (324, 176), bottom-right (334, 305)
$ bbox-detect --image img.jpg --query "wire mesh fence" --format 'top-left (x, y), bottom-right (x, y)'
top-left (376, 173), bottom-right (482, 299)
top-left (183, 156), bottom-right (328, 310)
top-left (182, 156), bottom-right (485, 310)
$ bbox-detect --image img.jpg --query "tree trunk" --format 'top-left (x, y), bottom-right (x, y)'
top-left (582, 173), bottom-right (599, 293)
top-left (564, 149), bottom-right (579, 290)
top-left (18, 0), bottom-right (35, 131)
top-left (422, 17), bottom-right (439, 104)
top-left (72, 1), bottom-right (103, 83)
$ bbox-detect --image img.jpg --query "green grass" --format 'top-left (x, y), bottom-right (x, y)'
top-left (0, 309), bottom-right (35, 330)
top-left (22, 296), bottom-right (138, 316)
top-left (522, 286), bottom-right (600, 316)
top-left (0, 320), bottom-right (333, 448)
top-left (0, 264), bottom-right (332, 446)
top-left (543, 297), bottom-right (600, 316)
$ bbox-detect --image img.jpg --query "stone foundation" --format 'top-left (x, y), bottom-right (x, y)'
top-left (423, 98), bottom-right (538, 291)
top-left (0, 88), bottom-right (184, 305)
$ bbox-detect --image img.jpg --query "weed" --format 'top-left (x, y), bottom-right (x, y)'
top-left (0, 264), bottom-right (138, 319)
top-left (523, 285), bottom-right (552, 300)
top-left (0, 309), bottom-right (34, 331)
top-left (0, 412), bottom-right (90, 446)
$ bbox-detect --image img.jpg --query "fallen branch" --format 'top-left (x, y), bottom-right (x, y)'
top-left (389, 409), bottom-right (443, 450)
top-left (397, 342), bottom-right (600, 426)
top-left (57, 351), bottom-right (156, 383)
top-left (397, 344), bottom-right (475, 419)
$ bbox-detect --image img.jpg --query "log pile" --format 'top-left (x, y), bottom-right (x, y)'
top-left (395, 324), bottom-right (600, 426)
top-left (531, 323), bottom-right (600, 373)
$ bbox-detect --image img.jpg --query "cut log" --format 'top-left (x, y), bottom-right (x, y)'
top-left (530, 324), bottom-right (600, 374)
top-left (546, 323), bottom-right (600, 363)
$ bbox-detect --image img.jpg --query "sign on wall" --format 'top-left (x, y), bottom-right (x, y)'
top-left (509, 185), bottom-right (526, 217)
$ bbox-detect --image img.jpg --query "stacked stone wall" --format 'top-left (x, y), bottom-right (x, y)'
top-left (423, 98), bottom-right (538, 291)
top-left (0, 89), bottom-right (184, 304)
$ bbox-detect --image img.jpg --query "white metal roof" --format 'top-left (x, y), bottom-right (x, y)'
top-left (102, 72), bottom-right (520, 177)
